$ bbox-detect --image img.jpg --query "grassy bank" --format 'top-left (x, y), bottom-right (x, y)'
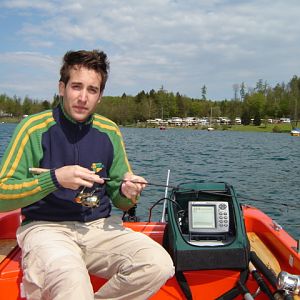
top-left (225, 123), bottom-right (291, 133)
top-left (137, 122), bottom-right (292, 133)
top-left (1, 117), bottom-right (292, 134)
top-left (0, 117), bottom-right (20, 123)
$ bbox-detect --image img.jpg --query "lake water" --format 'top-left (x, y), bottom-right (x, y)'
top-left (1, 123), bottom-right (300, 239)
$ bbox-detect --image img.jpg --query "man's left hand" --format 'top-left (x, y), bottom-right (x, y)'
top-left (121, 172), bottom-right (147, 204)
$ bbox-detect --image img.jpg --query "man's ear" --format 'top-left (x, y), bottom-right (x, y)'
top-left (58, 81), bottom-right (65, 97)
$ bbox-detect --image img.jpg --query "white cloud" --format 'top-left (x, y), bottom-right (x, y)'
top-left (0, 52), bottom-right (59, 99)
top-left (2, 0), bottom-right (56, 12)
top-left (1, 0), bottom-right (300, 100)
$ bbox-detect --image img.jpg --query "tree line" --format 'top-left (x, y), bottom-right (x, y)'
top-left (1, 75), bottom-right (300, 125)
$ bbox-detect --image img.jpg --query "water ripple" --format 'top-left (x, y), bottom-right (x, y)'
top-left (122, 128), bottom-right (300, 239)
top-left (1, 124), bottom-right (300, 239)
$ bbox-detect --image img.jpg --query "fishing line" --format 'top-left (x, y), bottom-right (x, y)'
top-left (280, 223), bottom-right (300, 228)
top-left (237, 193), bottom-right (300, 210)
top-left (121, 179), bottom-right (178, 190)
top-left (31, 168), bottom-right (297, 210)
top-left (120, 179), bottom-right (234, 198)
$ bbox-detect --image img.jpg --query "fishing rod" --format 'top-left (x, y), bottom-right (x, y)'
top-left (29, 167), bottom-right (234, 210)
top-left (29, 167), bottom-right (177, 189)
top-left (45, 168), bottom-right (300, 210)
top-left (29, 168), bottom-right (232, 197)
top-left (122, 179), bottom-right (177, 190)
top-left (29, 168), bottom-right (299, 211)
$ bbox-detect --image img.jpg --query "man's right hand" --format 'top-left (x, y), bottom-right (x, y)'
top-left (55, 165), bottom-right (104, 190)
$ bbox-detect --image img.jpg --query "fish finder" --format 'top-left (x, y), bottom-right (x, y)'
top-left (166, 182), bottom-right (250, 271)
top-left (188, 201), bottom-right (230, 234)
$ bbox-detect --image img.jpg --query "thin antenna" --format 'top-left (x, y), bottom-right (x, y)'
top-left (160, 169), bottom-right (170, 222)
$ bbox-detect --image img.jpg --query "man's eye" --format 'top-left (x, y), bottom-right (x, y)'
top-left (72, 85), bottom-right (81, 90)
top-left (89, 88), bottom-right (98, 94)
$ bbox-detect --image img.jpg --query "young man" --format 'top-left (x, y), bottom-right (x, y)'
top-left (0, 50), bottom-right (174, 299)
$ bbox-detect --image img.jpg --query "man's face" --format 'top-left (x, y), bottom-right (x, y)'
top-left (59, 66), bottom-right (102, 122)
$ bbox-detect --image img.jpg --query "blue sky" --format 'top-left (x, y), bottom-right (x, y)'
top-left (1, 0), bottom-right (300, 101)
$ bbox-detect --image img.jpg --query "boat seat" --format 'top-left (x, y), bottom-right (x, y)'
top-left (0, 215), bottom-right (167, 300)
top-left (0, 239), bottom-right (17, 263)
top-left (0, 210), bottom-right (21, 264)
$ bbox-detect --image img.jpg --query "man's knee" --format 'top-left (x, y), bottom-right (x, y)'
top-left (146, 247), bottom-right (174, 282)
top-left (130, 245), bottom-right (175, 285)
top-left (45, 258), bottom-right (93, 299)
top-left (23, 252), bottom-right (92, 299)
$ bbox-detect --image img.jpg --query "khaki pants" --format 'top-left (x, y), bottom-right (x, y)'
top-left (16, 215), bottom-right (174, 300)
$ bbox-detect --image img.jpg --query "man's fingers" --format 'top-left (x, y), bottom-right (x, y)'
top-left (29, 165), bottom-right (105, 190)
top-left (78, 170), bottom-right (104, 184)
top-left (54, 165), bottom-right (105, 190)
top-left (121, 173), bottom-right (147, 202)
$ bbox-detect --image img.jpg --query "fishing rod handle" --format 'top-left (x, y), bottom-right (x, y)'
top-left (277, 271), bottom-right (300, 295)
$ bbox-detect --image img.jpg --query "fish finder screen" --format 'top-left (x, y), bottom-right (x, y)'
top-left (188, 201), bottom-right (230, 234)
top-left (191, 205), bottom-right (216, 229)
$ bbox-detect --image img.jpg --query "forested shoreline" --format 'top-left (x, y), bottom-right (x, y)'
top-left (1, 76), bottom-right (299, 126)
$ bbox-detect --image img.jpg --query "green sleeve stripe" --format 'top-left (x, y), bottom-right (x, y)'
top-left (93, 114), bottom-right (122, 136)
top-left (92, 117), bottom-right (131, 172)
top-left (92, 114), bottom-right (135, 210)
top-left (0, 111), bottom-right (53, 179)
top-left (0, 113), bottom-right (57, 209)
top-left (93, 113), bottom-right (117, 125)
top-left (0, 113), bottom-right (55, 202)
top-left (0, 171), bottom-right (56, 211)
top-left (1, 117), bottom-right (55, 184)
top-left (0, 178), bottom-right (39, 190)
top-left (0, 186), bottom-right (42, 199)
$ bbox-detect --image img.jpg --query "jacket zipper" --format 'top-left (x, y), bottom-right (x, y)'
top-left (74, 124), bottom-right (82, 164)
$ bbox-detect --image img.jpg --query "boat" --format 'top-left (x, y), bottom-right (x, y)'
top-left (290, 119), bottom-right (300, 136)
top-left (290, 128), bottom-right (300, 136)
top-left (207, 107), bottom-right (215, 131)
top-left (290, 117), bottom-right (300, 136)
top-left (291, 119), bottom-right (300, 136)
top-left (1, 182), bottom-right (300, 300)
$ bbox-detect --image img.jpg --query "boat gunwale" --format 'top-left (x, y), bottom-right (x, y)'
top-left (1, 206), bottom-right (300, 299)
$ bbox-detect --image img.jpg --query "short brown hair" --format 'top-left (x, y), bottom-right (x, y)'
top-left (60, 50), bottom-right (110, 93)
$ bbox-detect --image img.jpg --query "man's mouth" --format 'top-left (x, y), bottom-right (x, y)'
top-left (73, 106), bottom-right (88, 111)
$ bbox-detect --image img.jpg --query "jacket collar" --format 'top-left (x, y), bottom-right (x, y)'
top-left (59, 100), bottom-right (94, 126)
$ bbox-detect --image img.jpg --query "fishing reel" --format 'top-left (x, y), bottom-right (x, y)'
top-left (277, 271), bottom-right (300, 295)
top-left (74, 187), bottom-right (101, 208)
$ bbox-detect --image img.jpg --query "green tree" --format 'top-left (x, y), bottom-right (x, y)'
top-left (240, 82), bottom-right (246, 101)
top-left (42, 100), bottom-right (51, 110)
top-left (22, 97), bottom-right (33, 115)
top-left (232, 84), bottom-right (239, 100)
top-left (287, 76), bottom-right (300, 120)
top-left (176, 92), bottom-right (185, 117)
top-left (52, 94), bottom-right (60, 108)
top-left (253, 113), bottom-right (261, 126)
top-left (241, 109), bottom-right (251, 125)
top-left (135, 91), bottom-right (146, 104)
top-left (201, 85), bottom-right (207, 100)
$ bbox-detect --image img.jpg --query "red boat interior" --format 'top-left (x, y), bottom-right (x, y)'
top-left (1, 206), bottom-right (300, 299)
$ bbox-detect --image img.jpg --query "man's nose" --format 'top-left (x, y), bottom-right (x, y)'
top-left (79, 89), bottom-right (88, 102)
